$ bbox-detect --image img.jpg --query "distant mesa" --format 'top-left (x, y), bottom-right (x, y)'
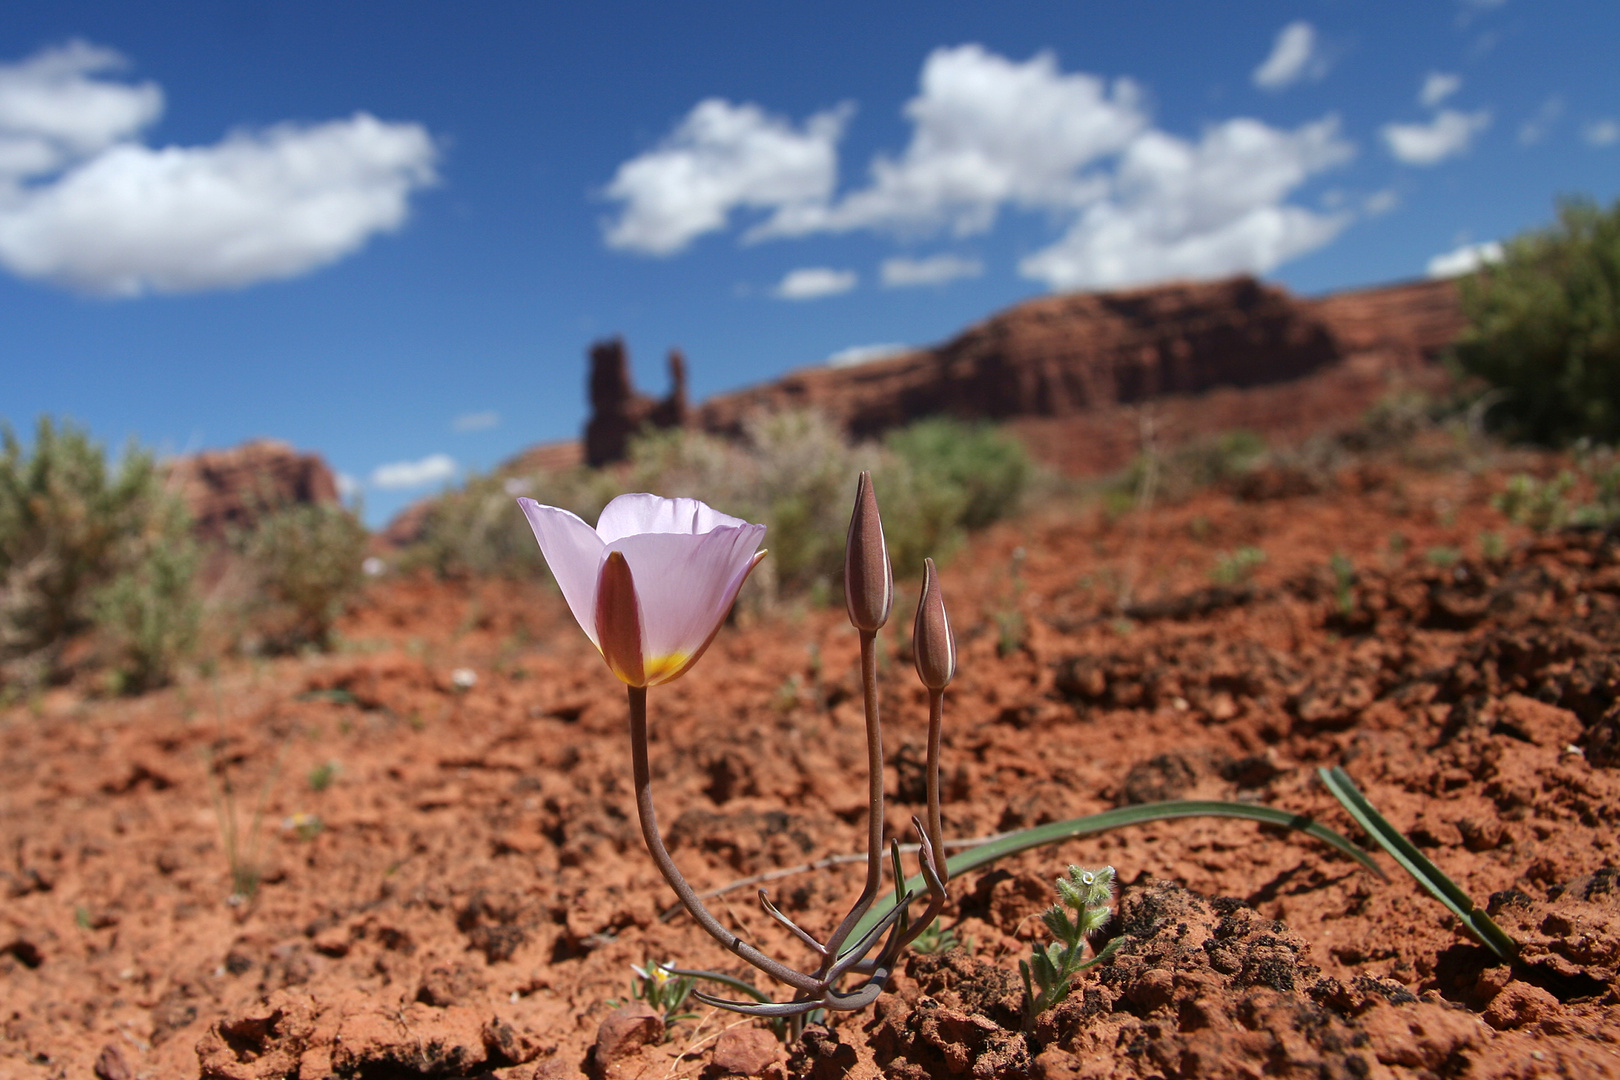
top-left (376, 272), bottom-right (1464, 543)
top-left (571, 274), bottom-right (1463, 473)
top-left (167, 438), bottom-right (340, 541)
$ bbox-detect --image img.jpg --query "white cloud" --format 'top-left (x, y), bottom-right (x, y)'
top-left (335, 472), bottom-right (360, 501)
top-left (1426, 239), bottom-right (1502, 278)
top-left (881, 253), bottom-right (983, 287)
top-left (1518, 96), bottom-right (1563, 146)
top-left (827, 342), bottom-right (909, 367)
top-left (370, 453), bottom-right (457, 491)
top-left (452, 410), bottom-right (500, 432)
top-left (601, 98), bottom-right (849, 255)
top-left (1419, 72), bottom-right (1461, 108)
top-left (1381, 108), bottom-right (1491, 165)
top-left (0, 42), bottom-right (437, 296)
top-left (1253, 22), bottom-right (1326, 90)
top-left (0, 41), bottom-right (161, 182)
top-left (754, 46), bottom-right (1145, 240)
top-left (773, 266), bottom-right (856, 300)
top-left (1583, 119), bottom-right (1620, 147)
top-left (1019, 116), bottom-right (1354, 291)
top-left (606, 45), bottom-right (1355, 293)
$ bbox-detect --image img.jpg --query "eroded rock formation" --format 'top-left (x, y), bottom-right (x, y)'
top-left (699, 276), bottom-right (1345, 439)
top-left (570, 276), bottom-right (1464, 476)
top-left (582, 339), bottom-right (690, 467)
top-left (166, 439), bottom-right (340, 541)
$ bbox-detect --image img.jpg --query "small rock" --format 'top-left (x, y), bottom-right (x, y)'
top-left (592, 1002), bottom-right (663, 1074)
top-left (93, 1044), bottom-right (132, 1080)
top-left (711, 1026), bottom-right (781, 1076)
top-left (1483, 982), bottom-right (1561, 1030)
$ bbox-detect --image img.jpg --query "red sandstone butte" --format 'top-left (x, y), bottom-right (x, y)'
top-left (166, 438), bottom-right (341, 541)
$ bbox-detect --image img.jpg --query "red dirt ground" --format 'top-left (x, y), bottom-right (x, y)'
top-left (4, 437), bottom-right (1619, 1079)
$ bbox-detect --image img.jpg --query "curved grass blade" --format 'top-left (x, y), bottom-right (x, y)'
top-left (1318, 767), bottom-right (1517, 963)
top-left (846, 799), bottom-right (1381, 951)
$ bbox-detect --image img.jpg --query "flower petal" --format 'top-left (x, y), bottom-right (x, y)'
top-left (608, 522), bottom-right (766, 682)
top-left (595, 550), bottom-right (646, 686)
top-left (597, 493), bottom-right (750, 542)
top-left (517, 498), bottom-right (606, 646)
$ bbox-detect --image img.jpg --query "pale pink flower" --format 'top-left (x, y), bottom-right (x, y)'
top-left (518, 494), bottom-right (766, 687)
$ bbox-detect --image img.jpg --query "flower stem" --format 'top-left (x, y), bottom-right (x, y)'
top-left (627, 685), bottom-right (820, 994)
top-left (926, 687), bottom-right (946, 883)
top-left (818, 628), bottom-right (885, 968)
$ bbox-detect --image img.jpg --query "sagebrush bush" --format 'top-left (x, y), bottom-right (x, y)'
top-left (1453, 196), bottom-right (1620, 444)
top-left (238, 502), bottom-right (368, 652)
top-left (400, 411), bottom-right (1035, 602)
top-left (405, 465), bottom-right (621, 579)
top-left (885, 417), bottom-right (1034, 529)
top-left (94, 495), bottom-right (201, 693)
top-left (0, 418), bottom-right (198, 688)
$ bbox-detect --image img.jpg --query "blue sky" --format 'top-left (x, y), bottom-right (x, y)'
top-left (2, 1), bottom-right (1617, 525)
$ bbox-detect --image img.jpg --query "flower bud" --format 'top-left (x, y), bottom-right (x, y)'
top-left (844, 471), bottom-right (893, 632)
top-left (912, 558), bottom-right (956, 689)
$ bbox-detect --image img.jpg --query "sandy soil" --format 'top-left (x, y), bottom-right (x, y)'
top-left (4, 442), bottom-right (1619, 1079)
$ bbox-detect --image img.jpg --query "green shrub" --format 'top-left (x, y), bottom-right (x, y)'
top-left (0, 418), bottom-right (198, 688)
top-left (885, 418), bottom-right (1033, 530)
top-left (239, 503), bottom-right (368, 651)
top-left (1453, 197), bottom-right (1620, 444)
top-left (407, 465), bottom-right (620, 580)
top-left (401, 411), bottom-right (1035, 602)
top-left (94, 495), bottom-right (201, 693)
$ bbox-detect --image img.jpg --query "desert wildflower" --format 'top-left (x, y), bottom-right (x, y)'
top-left (518, 493), bottom-right (766, 687)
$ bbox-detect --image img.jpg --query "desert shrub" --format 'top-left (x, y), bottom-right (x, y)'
top-left (94, 495), bottom-right (201, 693)
top-left (238, 502), bottom-right (368, 651)
top-left (401, 410), bottom-right (1034, 602)
top-left (1107, 429), bottom-right (1267, 507)
top-left (0, 418), bottom-right (198, 689)
top-left (884, 417), bottom-right (1033, 530)
top-left (406, 465), bottom-right (620, 579)
top-left (1453, 196), bottom-right (1620, 444)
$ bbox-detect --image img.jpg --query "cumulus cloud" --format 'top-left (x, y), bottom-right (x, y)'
top-left (1253, 22), bottom-right (1327, 90)
top-left (881, 252), bottom-right (983, 287)
top-left (370, 453), bottom-right (457, 491)
top-left (602, 98), bottom-right (849, 255)
top-left (335, 472), bottom-right (360, 501)
top-left (1419, 73), bottom-right (1461, 108)
top-left (605, 45), bottom-right (1355, 293)
top-left (773, 266), bottom-right (856, 299)
top-left (755, 46), bottom-right (1145, 240)
top-left (1427, 239), bottom-right (1502, 278)
top-left (0, 41), bottom-right (161, 180)
top-left (1382, 108), bottom-right (1491, 165)
top-left (0, 42), bottom-right (437, 296)
top-left (1583, 119), bottom-right (1620, 147)
top-left (1019, 116), bottom-right (1354, 291)
top-left (452, 410), bottom-right (500, 432)
top-left (827, 342), bottom-right (909, 367)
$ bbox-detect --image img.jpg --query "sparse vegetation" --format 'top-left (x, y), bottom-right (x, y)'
top-left (0, 418), bottom-right (200, 690)
top-left (238, 502), bottom-right (369, 652)
top-left (1453, 196), bottom-right (1620, 444)
top-left (401, 411), bottom-right (1035, 601)
top-left (1020, 865), bottom-right (1118, 1027)
top-left (1210, 546), bottom-right (1265, 586)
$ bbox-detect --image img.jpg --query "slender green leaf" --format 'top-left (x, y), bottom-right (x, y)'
top-left (1318, 767), bottom-right (1518, 963)
top-left (847, 799), bottom-right (1380, 950)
